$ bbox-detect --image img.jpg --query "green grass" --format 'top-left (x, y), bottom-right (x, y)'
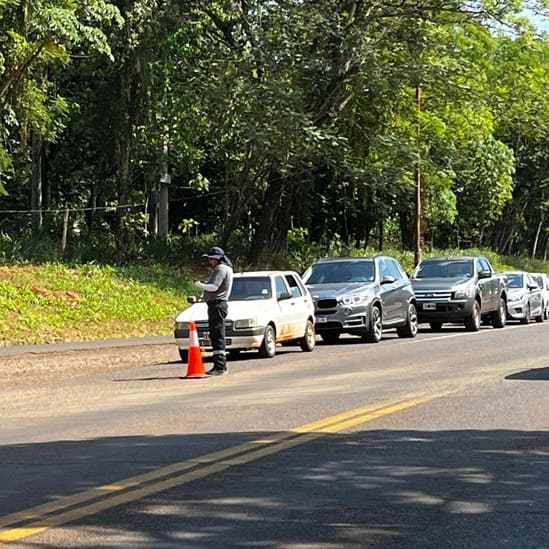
top-left (0, 263), bottom-right (196, 346)
top-left (0, 247), bottom-right (547, 347)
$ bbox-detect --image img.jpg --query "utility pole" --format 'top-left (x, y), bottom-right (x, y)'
top-left (414, 85), bottom-right (422, 266)
top-left (158, 135), bottom-right (170, 237)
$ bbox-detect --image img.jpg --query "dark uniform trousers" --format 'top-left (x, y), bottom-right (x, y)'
top-left (207, 300), bottom-right (228, 369)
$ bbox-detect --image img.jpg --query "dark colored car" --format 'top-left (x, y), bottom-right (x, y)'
top-left (302, 256), bottom-right (418, 343)
top-left (410, 256), bottom-right (508, 331)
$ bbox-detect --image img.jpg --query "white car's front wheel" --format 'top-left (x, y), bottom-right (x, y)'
top-left (299, 319), bottom-right (316, 352)
top-left (258, 324), bottom-right (276, 358)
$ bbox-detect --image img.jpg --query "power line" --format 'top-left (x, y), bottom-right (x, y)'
top-left (0, 190), bottom-right (226, 215)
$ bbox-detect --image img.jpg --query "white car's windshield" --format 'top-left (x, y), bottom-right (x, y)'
top-left (414, 260), bottom-right (473, 279)
top-left (304, 261), bottom-right (375, 284)
top-left (229, 277), bottom-right (272, 300)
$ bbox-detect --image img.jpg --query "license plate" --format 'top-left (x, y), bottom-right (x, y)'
top-left (423, 302), bottom-right (437, 311)
top-left (316, 316), bottom-right (328, 323)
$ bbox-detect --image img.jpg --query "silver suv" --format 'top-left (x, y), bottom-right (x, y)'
top-left (302, 256), bottom-right (418, 343)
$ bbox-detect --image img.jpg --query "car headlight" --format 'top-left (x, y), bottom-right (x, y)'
top-left (453, 287), bottom-right (474, 299)
top-left (234, 318), bottom-right (259, 329)
top-left (507, 295), bottom-right (520, 303)
top-left (175, 321), bottom-right (189, 330)
top-left (340, 294), bottom-right (365, 305)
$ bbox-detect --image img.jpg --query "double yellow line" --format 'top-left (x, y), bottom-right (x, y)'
top-left (0, 392), bottom-right (447, 544)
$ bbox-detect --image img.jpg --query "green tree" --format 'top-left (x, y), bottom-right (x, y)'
top-left (0, 0), bottom-right (121, 201)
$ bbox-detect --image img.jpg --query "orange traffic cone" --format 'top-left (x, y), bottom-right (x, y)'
top-left (185, 321), bottom-right (207, 378)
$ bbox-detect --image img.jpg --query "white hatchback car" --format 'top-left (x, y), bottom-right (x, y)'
top-left (174, 271), bottom-right (316, 362)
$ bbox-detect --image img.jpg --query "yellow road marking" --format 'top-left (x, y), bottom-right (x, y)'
top-left (0, 391), bottom-right (450, 544)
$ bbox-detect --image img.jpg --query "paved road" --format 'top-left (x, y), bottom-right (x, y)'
top-left (1, 322), bottom-right (548, 548)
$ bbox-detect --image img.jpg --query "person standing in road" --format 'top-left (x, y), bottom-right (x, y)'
top-left (195, 246), bottom-right (234, 375)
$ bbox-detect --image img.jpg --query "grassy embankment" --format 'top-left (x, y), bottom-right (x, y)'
top-left (0, 248), bottom-right (547, 347)
top-left (0, 263), bottom-right (198, 346)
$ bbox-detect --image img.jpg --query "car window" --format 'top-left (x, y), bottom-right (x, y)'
top-left (526, 274), bottom-right (538, 288)
top-left (303, 261), bottom-right (374, 284)
top-left (414, 259), bottom-right (473, 278)
top-left (506, 273), bottom-right (523, 289)
top-left (285, 274), bottom-right (303, 298)
top-left (478, 258), bottom-right (491, 272)
top-left (229, 277), bottom-right (272, 301)
top-left (386, 259), bottom-right (403, 280)
top-left (275, 276), bottom-right (290, 299)
top-left (378, 258), bottom-right (391, 280)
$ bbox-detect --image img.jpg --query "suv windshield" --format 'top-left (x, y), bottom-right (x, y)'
top-left (304, 261), bottom-right (375, 284)
top-left (229, 277), bottom-right (272, 301)
top-left (414, 259), bottom-right (473, 279)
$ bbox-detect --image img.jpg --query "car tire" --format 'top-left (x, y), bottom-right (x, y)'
top-left (178, 349), bottom-right (188, 363)
top-left (363, 305), bottom-right (382, 343)
top-left (492, 297), bottom-right (507, 328)
top-left (321, 332), bottom-right (341, 344)
top-left (464, 300), bottom-right (481, 331)
top-left (299, 319), bottom-right (316, 352)
top-left (258, 324), bottom-right (276, 358)
top-left (429, 322), bottom-right (443, 331)
top-left (397, 303), bottom-right (418, 338)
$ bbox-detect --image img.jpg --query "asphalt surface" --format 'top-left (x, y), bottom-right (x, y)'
top-left (1, 322), bottom-right (548, 548)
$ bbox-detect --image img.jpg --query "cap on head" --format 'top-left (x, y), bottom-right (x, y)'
top-left (202, 246), bottom-right (225, 260)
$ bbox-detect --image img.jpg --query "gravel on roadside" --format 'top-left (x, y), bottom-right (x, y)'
top-left (0, 338), bottom-right (180, 387)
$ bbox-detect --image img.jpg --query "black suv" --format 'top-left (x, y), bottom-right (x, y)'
top-left (302, 256), bottom-right (418, 343)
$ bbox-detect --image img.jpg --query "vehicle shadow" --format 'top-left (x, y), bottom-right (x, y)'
top-left (417, 325), bottom-right (495, 334)
top-left (1, 428), bottom-right (548, 548)
top-left (113, 348), bottom-right (307, 381)
top-left (505, 366), bottom-right (549, 381)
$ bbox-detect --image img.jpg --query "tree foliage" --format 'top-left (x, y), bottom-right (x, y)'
top-left (0, 0), bottom-right (548, 263)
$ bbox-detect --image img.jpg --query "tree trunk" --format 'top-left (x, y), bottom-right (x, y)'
top-left (31, 132), bottom-right (43, 234)
top-left (158, 135), bottom-right (170, 236)
top-left (248, 170), bottom-right (286, 265)
top-left (532, 218), bottom-right (543, 259)
top-left (115, 135), bottom-right (131, 264)
top-left (399, 210), bottom-right (414, 250)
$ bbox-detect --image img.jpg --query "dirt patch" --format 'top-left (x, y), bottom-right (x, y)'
top-left (29, 286), bottom-right (81, 301)
top-left (0, 343), bottom-right (181, 388)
